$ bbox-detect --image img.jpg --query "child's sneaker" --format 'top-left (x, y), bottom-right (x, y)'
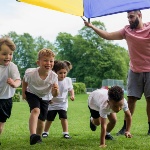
top-left (90, 118), bottom-right (97, 131)
top-left (105, 134), bottom-right (114, 140)
top-left (148, 130), bottom-right (150, 135)
top-left (42, 132), bottom-right (49, 138)
top-left (30, 134), bottom-right (41, 145)
top-left (116, 128), bottom-right (126, 136)
top-left (63, 134), bottom-right (71, 139)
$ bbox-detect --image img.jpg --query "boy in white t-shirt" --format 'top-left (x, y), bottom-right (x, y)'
top-left (22, 48), bottom-right (59, 145)
top-left (88, 86), bottom-right (132, 148)
top-left (0, 37), bottom-right (21, 145)
top-left (42, 60), bottom-right (74, 139)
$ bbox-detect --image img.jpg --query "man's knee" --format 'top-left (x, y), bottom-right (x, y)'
top-left (128, 96), bottom-right (137, 105)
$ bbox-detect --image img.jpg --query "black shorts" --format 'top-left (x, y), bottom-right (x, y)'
top-left (25, 91), bottom-right (49, 121)
top-left (88, 106), bottom-right (100, 119)
top-left (0, 98), bottom-right (12, 122)
top-left (47, 110), bottom-right (67, 121)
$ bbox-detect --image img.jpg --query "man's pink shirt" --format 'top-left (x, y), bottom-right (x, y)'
top-left (120, 22), bottom-right (150, 73)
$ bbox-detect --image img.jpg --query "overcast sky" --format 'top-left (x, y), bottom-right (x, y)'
top-left (1, 0), bottom-right (150, 49)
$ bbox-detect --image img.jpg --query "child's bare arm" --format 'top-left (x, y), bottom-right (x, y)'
top-left (100, 117), bottom-right (107, 147)
top-left (124, 110), bottom-right (132, 138)
top-left (52, 83), bottom-right (59, 97)
top-left (7, 78), bottom-right (21, 88)
top-left (69, 89), bottom-right (75, 101)
top-left (22, 78), bottom-right (28, 100)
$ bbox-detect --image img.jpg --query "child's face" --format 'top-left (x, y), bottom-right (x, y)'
top-left (37, 56), bottom-right (54, 72)
top-left (0, 44), bottom-right (13, 66)
top-left (57, 69), bottom-right (67, 81)
top-left (108, 98), bottom-right (124, 113)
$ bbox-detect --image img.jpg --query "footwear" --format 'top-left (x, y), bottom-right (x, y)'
top-left (116, 128), bottom-right (126, 136)
top-left (90, 118), bottom-right (97, 131)
top-left (42, 132), bottom-right (49, 138)
top-left (105, 134), bottom-right (114, 140)
top-left (37, 138), bottom-right (42, 144)
top-left (30, 134), bottom-right (41, 145)
top-left (63, 134), bottom-right (71, 139)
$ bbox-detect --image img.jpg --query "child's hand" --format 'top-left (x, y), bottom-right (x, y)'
top-left (70, 96), bottom-right (75, 101)
top-left (52, 83), bottom-right (59, 97)
top-left (7, 78), bottom-right (16, 88)
top-left (125, 131), bottom-right (132, 138)
top-left (99, 144), bottom-right (107, 148)
top-left (52, 83), bottom-right (59, 90)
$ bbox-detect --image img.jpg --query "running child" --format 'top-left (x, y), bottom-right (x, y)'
top-left (22, 48), bottom-right (59, 145)
top-left (42, 60), bottom-right (75, 139)
top-left (0, 37), bottom-right (21, 145)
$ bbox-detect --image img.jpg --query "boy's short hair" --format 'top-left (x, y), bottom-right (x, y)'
top-left (0, 37), bottom-right (16, 51)
top-left (38, 48), bottom-right (55, 60)
top-left (108, 86), bottom-right (124, 102)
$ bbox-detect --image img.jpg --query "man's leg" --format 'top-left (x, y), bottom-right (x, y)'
top-left (146, 97), bottom-right (150, 135)
top-left (117, 96), bottom-right (137, 135)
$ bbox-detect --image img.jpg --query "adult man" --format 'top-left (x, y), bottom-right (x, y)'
top-left (84, 10), bottom-right (150, 135)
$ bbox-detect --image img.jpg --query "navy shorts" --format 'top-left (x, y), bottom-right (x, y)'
top-left (88, 106), bottom-right (100, 119)
top-left (47, 110), bottom-right (67, 121)
top-left (0, 98), bottom-right (12, 122)
top-left (25, 91), bottom-right (49, 121)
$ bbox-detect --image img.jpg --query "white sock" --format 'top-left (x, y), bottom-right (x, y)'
top-left (63, 132), bottom-right (69, 135)
top-left (106, 132), bottom-right (110, 135)
top-left (43, 131), bottom-right (49, 135)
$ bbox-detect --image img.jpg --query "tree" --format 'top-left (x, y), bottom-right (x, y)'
top-left (8, 32), bottom-right (56, 78)
top-left (55, 21), bottom-right (129, 88)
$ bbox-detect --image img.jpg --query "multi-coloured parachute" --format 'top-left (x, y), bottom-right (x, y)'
top-left (17, 0), bottom-right (150, 18)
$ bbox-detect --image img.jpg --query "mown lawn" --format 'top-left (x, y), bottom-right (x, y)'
top-left (1, 94), bottom-right (150, 150)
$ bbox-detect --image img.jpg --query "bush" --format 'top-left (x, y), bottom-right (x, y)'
top-left (16, 88), bottom-right (22, 95)
top-left (12, 93), bottom-right (20, 102)
top-left (73, 82), bottom-right (86, 94)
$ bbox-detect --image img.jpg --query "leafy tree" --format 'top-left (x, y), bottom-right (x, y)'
top-left (8, 32), bottom-right (56, 78)
top-left (55, 21), bottom-right (129, 88)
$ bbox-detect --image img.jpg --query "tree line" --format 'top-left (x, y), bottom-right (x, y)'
top-left (4, 21), bottom-right (129, 88)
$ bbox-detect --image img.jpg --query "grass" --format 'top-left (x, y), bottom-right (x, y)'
top-left (1, 94), bottom-right (150, 150)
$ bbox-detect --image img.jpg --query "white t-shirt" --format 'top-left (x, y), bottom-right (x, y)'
top-left (0, 62), bottom-right (21, 99)
top-left (88, 89), bottom-right (128, 118)
top-left (48, 77), bottom-right (73, 111)
top-left (24, 68), bottom-right (58, 100)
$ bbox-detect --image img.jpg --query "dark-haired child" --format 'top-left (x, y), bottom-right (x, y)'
top-left (42, 60), bottom-right (74, 139)
top-left (88, 86), bottom-right (132, 148)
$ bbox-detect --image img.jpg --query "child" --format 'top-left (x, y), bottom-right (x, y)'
top-left (0, 37), bottom-right (21, 145)
top-left (22, 48), bottom-right (59, 145)
top-left (42, 60), bottom-right (75, 139)
top-left (88, 86), bottom-right (132, 148)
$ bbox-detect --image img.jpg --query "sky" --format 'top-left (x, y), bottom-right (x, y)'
top-left (1, 0), bottom-right (150, 49)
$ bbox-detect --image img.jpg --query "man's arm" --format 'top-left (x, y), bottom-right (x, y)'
top-left (84, 21), bottom-right (123, 40)
top-left (124, 110), bottom-right (132, 138)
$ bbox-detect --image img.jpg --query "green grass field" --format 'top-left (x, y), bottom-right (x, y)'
top-left (1, 94), bottom-right (150, 150)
